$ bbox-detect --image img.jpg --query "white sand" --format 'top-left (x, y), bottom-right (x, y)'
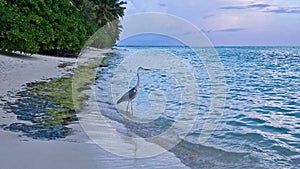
top-left (0, 53), bottom-right (102, 169)
top-left (0, 52), bottom-right (188, 169)
top-left (0, 53), bottom-right (74, 96)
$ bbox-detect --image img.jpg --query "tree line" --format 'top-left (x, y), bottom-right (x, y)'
top-left (0, 0), bottom-right (126, 57)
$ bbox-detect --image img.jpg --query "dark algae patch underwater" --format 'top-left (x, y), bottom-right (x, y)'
top-left (1, 56), bottom-right (104, 140)
top-left (2, 77), bottom-right (78, 139)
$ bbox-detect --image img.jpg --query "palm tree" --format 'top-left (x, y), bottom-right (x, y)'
top-left (71, 0), bottom-right (126, 27)
top-left (71, 0), bottom-right (126, 48)
top-left (93, 0), bottom-right (126, 27)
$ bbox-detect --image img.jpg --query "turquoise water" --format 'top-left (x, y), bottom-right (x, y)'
top-left (95, 46), bottom-right (300, 168)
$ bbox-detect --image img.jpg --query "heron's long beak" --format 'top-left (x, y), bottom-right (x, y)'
top-left (143, 68), bottom-right (151, 71)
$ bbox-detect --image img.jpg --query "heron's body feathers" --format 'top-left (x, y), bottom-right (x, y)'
top-left (117, 87), bottom-right (138, 104)
top-left (116, 67), bottom-right (150, 112)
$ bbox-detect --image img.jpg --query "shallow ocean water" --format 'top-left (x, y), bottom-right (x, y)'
top-left (95, 46), bottom-right (300, 168)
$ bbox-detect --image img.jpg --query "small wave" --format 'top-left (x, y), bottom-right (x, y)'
top-left (257, 125), bottom-right (291, 134)
top-left (241, 117), bottom-right (266, 124)
top-left (227, 120), bottom-right (248, 127)
top-left (230, 132), bottom-right (266, 141)
top-left (169, 139), bottom-right (260, 169)
top-left (285, 112), bottom-right (300, 118)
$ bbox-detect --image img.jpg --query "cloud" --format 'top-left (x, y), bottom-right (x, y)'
top-left (202, 14), bottom-right (216, 19)
top-left (221, 3), bottom-right (271, 10)
top-left (248, 4), bottom-right (271, 9)
top-left (158, 3), bottom-right (166, 7)
top-left (221, 6), bottom-right (245, 10)
top-left (264, 7), bottom-right (300, 14)
top-left (221, 2), bottom-right (300, 14)
top-left (201, 29), bottom-right (213, 34)
top-left (202, 28), bottom-right (246, 34)
top-left (216, 28), bottom-right (246, 32)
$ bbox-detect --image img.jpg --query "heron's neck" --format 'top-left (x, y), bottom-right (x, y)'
top-left (135, 71), bottom-right (140, 89)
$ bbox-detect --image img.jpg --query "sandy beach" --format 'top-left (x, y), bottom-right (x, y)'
top-left (0, 52), bottom-right (188, 169)
top-left (0, 52), bottom-right (103, 169)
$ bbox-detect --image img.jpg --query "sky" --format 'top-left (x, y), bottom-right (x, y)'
top-left (117, 0), bottom-right (300, 46)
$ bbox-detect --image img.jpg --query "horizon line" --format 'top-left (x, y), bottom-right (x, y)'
top-left (115, 45), bottom-right (300, 47)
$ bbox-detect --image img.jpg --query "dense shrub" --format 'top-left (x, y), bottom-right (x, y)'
top-left (0, 0), bottom-right (96, 56)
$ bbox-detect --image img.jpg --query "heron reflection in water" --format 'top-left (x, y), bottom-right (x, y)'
top-left (117, 67), bottom-right (150, 114)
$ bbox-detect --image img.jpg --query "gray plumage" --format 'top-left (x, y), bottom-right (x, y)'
top-left (117, 67), bottom-right (150, 113)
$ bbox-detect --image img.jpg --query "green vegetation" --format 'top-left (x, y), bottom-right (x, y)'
top-left (0, 0), bottom-right (126, 56)
top-left (86, 20), bottom-right (122, 48)
top-left (4, 56), bottom-right (105, 139)
top-left (25, 56), bottom-right (106, 127)
top-left (71, 0), bottom-right (126, 27)
top-left (72, 55), bottom-right (108, 109)
top-left (0, 0), bottom-right (94, 56)
top-left (4, 77), bottom-right (76, 139)
top-left (26, 77), bottom-right (76, 127)
top-left (71, 0), bottom-right (127, 48)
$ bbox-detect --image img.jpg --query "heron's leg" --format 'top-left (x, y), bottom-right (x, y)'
top-left (131, 101), bottom-right (133, 115)
top-left (126, 101), bottom-right (129, 112)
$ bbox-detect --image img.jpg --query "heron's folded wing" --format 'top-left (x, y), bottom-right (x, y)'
top-left (117, 91), bottom-right (130, 104)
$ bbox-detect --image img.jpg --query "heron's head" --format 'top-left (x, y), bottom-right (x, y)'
top-left (137, 67), bottom-right (150, 72)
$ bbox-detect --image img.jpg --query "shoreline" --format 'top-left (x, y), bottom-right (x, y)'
top-left (77, 49), bottom-right (190, 168)
top-left (0, 49), bottom-right (190, 169)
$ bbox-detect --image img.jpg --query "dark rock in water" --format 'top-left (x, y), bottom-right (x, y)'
top-left (0, 124), bottom-right (7, 128)
top-left (57, 62), bottom-right (74, 68)
top-left (99, 64), bottom-right (108, 67)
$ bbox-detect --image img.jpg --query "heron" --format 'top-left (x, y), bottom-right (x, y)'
top-left (116, 67), bottom-right (150, 114)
